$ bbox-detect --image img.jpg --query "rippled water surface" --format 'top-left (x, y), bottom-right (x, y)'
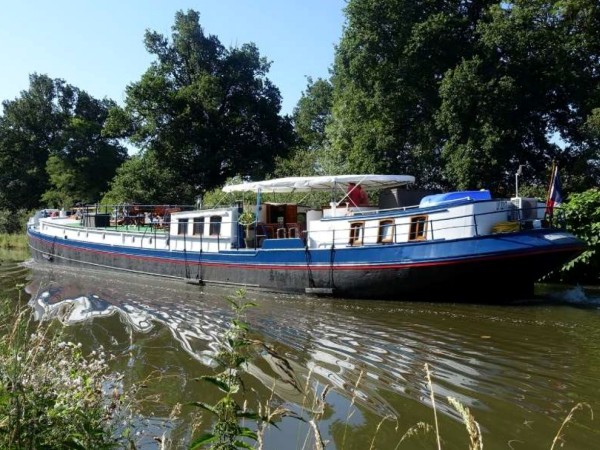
top-left (3, 256), bottom-right (600, 449)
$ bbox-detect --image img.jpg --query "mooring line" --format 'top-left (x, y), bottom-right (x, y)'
top-left (182, 232), bottom-right (190, 280)
top-left (329, 239), bottom-right (336, 290)
top-left (196, 234), bottom-right (204, 285)
top-left (304, 244), bottom-right (315, 288)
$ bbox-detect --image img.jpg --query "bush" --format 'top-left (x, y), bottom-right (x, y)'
top-left (0, 296), bottom-right (123, 449)
top-left (0, 209), bottom-right (32, 234)
top-left (560, 188), bottom-right (600, 284)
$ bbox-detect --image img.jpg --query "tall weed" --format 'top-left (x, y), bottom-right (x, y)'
top-left (0, 289), bottom-right (124, 449)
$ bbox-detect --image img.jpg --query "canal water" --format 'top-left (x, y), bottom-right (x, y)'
top-left (1, 251), bottom-right (599, 449)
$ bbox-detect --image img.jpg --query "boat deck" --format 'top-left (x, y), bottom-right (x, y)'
top-left (64, 221), bottom-right (169, 234)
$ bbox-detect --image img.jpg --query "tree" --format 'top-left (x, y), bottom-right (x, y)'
top-left (325, 0), bottom-right (600, 193)
top-left (0, 74), bottom-right (58, 210)
top-left (326, 0), bottom-right (495, 185)
top-left (43, 93), bottom-right (128, 207)
top-left (438, 0), bottom-right (600, 193)
top-left (273, 77), bottom-right (333, 178)
top-left (106, 9), bottom-right (294, 202)
top-left (293, 77), bottom-right (333, 151)
top-left (101, 151), bottom-right (190, 205)
top-left (0, 74), bottom-right (127, 210)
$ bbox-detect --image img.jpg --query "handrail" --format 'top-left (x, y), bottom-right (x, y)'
top-left (35, 202), bottom-right (560, 253)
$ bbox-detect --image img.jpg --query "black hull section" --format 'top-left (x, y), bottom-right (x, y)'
top-left (28, 231), bottom-right (583, 301)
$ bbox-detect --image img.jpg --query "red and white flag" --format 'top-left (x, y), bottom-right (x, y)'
top-left (545, 164), bottom-right (563, 218)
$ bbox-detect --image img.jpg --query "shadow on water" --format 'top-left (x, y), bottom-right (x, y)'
top-left (13, 260), bottom-right (600, 449)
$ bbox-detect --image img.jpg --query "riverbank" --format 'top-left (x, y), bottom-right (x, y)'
top-left (0, 233), bottom-right (27, 250)
top-left (0, 234), bottom-right (29, 263)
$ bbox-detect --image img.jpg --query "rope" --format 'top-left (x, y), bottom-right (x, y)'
top-left (49, 236), bottom-right (57, 261)
top-left (304, 243), bottom-right (315, 288)
top-left (329, 231), bottom-right (336, 290)
top-left (196, 234), bottom-right (204, 284)
top-left (182, 231), bottom-right (190, 279)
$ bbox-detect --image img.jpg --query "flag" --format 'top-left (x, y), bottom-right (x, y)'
top-left (545, 164), bottom-right (562, 218)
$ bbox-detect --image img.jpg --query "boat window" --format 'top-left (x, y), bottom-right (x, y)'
top-left (349, 222), bottom-right (365, 246)
top-left (409, 215), bottom-right (428, 241)
top-left (177, 218), bottom-right (189, 235)
top-left (193, 217), bottom-right (204, 236)
top-left (378, 220), bottom-right (395, 243)
top-left (209, 216), bottom-right (222, 236)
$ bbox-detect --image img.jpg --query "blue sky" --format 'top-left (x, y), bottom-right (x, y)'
top-left (0, 1), bottom-right (347, 116)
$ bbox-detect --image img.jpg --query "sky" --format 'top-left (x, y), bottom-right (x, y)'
top-left (0, 0), bottom-right (347, 116)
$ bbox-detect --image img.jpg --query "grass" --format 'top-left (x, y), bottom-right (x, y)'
top-left (0, 286), bottom-right (594, 449)
top-left (0, 233), bottom-right (28, 250)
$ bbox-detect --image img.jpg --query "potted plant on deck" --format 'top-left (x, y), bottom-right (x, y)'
top-left (238, 209), bottom-right (256, 248)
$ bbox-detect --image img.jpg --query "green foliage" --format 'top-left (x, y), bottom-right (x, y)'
top-left (189, 289), bottom-right (290, 450)
top-left (559, 188), bottom-right (600, 283)
top-left (0, 233), bottom-right (28, 250)
top-left (102, 151), bottom-right (193, 205)
top-left (200, 176), bottom-right (244, 209)
top-left (438, 0), bottom-right (600, 193)
top-left (0, 74), bottom-right (55, 211)
top-left (0, 209), bottom-right (31, 235)
top-left (110, 10), bottom-right (294, 202)
top-left (324, 0), bottom-right (600, 193)
top-left (0, 297), bottom-right (122, 449)
top-left (272, 77), bottom-right (333, 179)
top-left (584, 108), bottom-right (600, 140)
top-left (437, 56), bottom-right (515, 192)
top-left (189, 289), bottom-right (258, 449)
top-left (293, 77), bottom-right (333, 152)
top-left (272, 148), bottom-right (323, 179)
top-left (237, 209), bottom-right (256, 235)
top-left (326, 0), bottom-right (491, 184)
top-left (0, 74), bottom-right (127, 211)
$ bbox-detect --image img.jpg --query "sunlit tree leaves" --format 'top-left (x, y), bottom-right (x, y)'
top-left (0, 74), bottom-right (126, 209)
top-left (107, 10), bottom-right (294, 202)
top-left (325, 0), bottom-right (600, 194)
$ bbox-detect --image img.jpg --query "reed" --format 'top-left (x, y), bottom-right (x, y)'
top-left (448, 397), bottom-right (483, 450)
top-left (341, 369), bottom-right (364, 448)
top-left (425, 363), bottom-right (443, 450)
top-left (422, 364), bottom-right (485, 449)
top-left (305, 383), bottom-right (330, 449)
top-left (550, 402), bottom-right (593, 450)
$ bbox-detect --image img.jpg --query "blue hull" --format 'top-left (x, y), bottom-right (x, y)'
top-left (27, 227), bottom-right (584, 300)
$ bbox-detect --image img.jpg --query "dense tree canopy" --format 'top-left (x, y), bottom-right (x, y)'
top-left (323, 0), bottom-right (600, 195)
top-left (293, 77), bottom-right (333, 151)
top-left (104, 9), bottom-right (294, 203)
top-left (438, 0), bottom-right (600, 192)
top-left (0, 74), bottom-right (127, 210)
top-left (101, 152), bottom-right (191, 205)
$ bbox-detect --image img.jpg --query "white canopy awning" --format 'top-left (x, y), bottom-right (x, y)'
top-left (222, 175), bottom-right (415, 193)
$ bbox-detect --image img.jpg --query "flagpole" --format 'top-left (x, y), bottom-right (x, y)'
top-left (545, 161), bottom-right (556, 209)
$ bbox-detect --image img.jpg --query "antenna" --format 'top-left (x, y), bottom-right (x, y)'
top-left (515, 165), bottom-right (525, 197)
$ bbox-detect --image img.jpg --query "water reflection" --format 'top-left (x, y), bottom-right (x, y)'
top-left (1, 250), bottom-right (30, 287)
top-left (21, 261), bottom-right (600, 449)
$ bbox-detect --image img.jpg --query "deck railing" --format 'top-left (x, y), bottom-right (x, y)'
top-left (38, 202), bottom-right (562, 252)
